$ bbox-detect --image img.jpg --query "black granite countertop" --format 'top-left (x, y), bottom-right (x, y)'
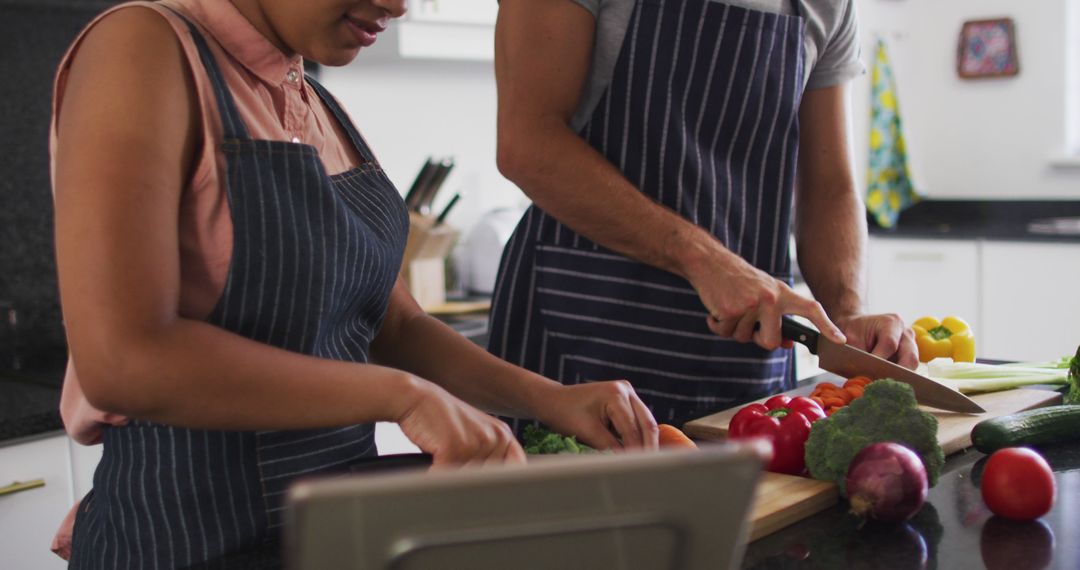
top-left (869, 199), bottom-right (1080, 243)
top-left (743, 440), bottom-right (1080, 569)
top-left (0, 355), bottom-right (67, 445)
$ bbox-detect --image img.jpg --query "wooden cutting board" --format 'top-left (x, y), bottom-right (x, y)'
top-left (746, 472), bottom-right (838, 541)
top-left (686, 388), bottom-right (1061, 454)
top-left (696, 387), bottom-right (1063, 541)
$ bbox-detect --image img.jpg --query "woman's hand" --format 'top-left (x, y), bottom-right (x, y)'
top-left (534, 380), bottom-right (659, 452)
top-left (395, 376), bottom-right (527, 467)
top-left (684, 243), bottom-right (846, 351)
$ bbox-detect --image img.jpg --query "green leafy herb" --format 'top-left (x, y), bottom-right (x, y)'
top-left (1065, 345), bottom-right (1080, 404)
top-left (522, 425), bottom-right (595, 455)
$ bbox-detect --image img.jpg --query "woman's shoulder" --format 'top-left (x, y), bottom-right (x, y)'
top-left (56, 1), bottom-right (196, 119)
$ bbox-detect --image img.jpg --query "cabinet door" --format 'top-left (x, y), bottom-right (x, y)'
top-left (981, 242), bottom-right (1080, 362)
top-left (69, 438), bottom-right (103, 502)
top-left (866, 238), bottom-right (980, 336)
top-left (0, 435), bottom-right (73, 569)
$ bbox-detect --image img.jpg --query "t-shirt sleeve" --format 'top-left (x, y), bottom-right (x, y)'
top-left (806, 0), bottom-right (865, 90)
top-left (570, 0), bottom-right (601, 17)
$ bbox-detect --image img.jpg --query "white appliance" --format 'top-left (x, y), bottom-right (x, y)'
top-left (460, 207), bottom-right (527, 294)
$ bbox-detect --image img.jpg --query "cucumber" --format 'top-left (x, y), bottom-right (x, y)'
top-left (971, 405), bottom-right (1080, 454)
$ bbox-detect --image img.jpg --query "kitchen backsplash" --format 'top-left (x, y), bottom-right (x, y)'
top-left (1, 1), bottom-right (122, 360)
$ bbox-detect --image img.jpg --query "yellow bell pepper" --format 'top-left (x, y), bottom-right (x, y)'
top-left (912, 316), bottom-right (976, 363)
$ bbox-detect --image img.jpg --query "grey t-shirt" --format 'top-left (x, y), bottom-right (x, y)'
top-left (568, 0), bottom-right (864, 131)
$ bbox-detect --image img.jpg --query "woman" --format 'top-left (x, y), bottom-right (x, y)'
top-left (51, 0), bottom-right (658, 566)
top-left (488, 0), bottom-right (918, 430)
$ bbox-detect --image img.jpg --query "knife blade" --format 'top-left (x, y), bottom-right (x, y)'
top-left (780, 317), bottom-right (986, 413)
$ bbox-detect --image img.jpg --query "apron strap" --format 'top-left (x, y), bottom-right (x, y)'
top-left (304, 76), bottom-right (378, 163)
top-left (159, 5), bottom-right (251, 141)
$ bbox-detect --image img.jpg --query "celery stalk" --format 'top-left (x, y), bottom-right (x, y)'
top-left (926, 359), bottom-right (1069, 394)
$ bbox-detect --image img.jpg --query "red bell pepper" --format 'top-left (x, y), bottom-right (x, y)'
top-left (728, 397), bottom-right (825, 475)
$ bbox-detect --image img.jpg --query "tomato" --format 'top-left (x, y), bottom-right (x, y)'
top-left (764, 395), bottom-right (792, 410)
top-left (980, 448), bottom-right (1056, 521)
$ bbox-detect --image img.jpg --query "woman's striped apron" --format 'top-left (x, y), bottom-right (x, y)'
top-left (489, 0), bottom-right (807, 429)
top-left (69, 11), bottom-right (409, 569)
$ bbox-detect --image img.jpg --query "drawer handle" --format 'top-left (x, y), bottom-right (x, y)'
top-left (0, 479), bottom-right (45, 497)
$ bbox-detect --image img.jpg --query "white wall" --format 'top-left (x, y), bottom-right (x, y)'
top-left (322, 0), bottom-right (1080, 235)
top-left (320, 60), bottom-right (527, 233)
top-left (851, 0), bottom-right (1080, 200)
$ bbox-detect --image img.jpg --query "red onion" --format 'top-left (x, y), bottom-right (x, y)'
top-left (845, 442), bottom-right (928, 523)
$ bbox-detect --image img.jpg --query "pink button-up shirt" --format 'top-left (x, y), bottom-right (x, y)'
top-left (51, 0), bottom-right (364, 447)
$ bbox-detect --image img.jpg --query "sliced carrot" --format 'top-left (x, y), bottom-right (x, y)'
top-left (844, 376), bottom-right (872, 388)
top-left (810, 396), bottom-right (826, 408)
top-left (658, 424), bottom-right (698, 449)
top-left (821, 396), bottom-right (847, 408)
top-left (813, 383), bottom-right (843, 395)
top-left (845, 385), bottom-right (865, 400)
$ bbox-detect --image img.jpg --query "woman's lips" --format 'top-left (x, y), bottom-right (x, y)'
top-left (344, 17), bottom-right (382, 47)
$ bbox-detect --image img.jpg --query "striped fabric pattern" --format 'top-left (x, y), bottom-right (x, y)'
top-left (69, 11), bottom-right (409, 569)
top-left (489, 0), bottom-right (807, 428)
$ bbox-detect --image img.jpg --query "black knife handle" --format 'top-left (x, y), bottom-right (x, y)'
top-left (781, 316), bottom-right (820, 354)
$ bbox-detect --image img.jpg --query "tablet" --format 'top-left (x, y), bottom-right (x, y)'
top-left (285, 443), bottom-right (765, 570)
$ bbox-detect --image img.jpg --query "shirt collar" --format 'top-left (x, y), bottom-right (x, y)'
top-left (169, 0), bottom-right (304, 87)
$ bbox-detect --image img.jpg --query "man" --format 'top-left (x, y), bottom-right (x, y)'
top-left (489, 0), bottom-right (918, 428)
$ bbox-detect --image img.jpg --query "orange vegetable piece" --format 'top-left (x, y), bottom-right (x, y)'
top-left (821, 396), bottom-right (847, 408)
top-left (844, 376), bottom-right (872, 388)
top-left (658, 424), bottom-right (698, 449)
top-left (810, 396), bottom-right (826, 408)
top-left (845, 385), bottom-right (865, 400)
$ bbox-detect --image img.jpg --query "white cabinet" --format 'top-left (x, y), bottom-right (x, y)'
top-left (0, 434), bottom-right (72, 570)
top-left (68, 438), bottom-right (102, 501)
top-left (981, 242), bottom-right (1080, 361)
top-left (362, 0), bottom-right (496, 62)
top-left (866, 238), bottom-right (981, 338)
top-left (866, 237), bottom-right (1080, 362)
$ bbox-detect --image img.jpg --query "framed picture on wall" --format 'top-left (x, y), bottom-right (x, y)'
top-left (957, 18), bottom-right (1019, 79)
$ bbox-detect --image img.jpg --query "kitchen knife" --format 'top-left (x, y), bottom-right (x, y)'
top-left (434, 192), bottom-right (461, 226)
top-left (404, 158), bottom-right (438, 211)
top-left (780, 317), bottom-right (986, 413)
top-left (418, 158), bottom-right (455, 215)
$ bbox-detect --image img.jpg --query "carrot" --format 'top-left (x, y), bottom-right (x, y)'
top-left (821, 396), bottom-right (847, 409)
top-left (844, 385), bottom-right (865, 400)
top-left (658, 424), bottom-right (698, 449)
top-left (812, 383), bottom-right (843, 396)
top-left (844, 376), bottom-right (872, 388)
top-left (810, 396), bottom-right (826, 408)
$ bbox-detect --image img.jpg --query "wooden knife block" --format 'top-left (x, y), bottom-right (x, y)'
top-left (401, 212), bottom-right (459, 310)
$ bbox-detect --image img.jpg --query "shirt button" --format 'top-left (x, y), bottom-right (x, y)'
top-left (286, 69), bottom-right (300, 83)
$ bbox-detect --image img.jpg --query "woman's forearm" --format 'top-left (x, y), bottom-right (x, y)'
top-left (372, 303), bottom-right (558, 419)
top-left (71, 317), bottom-right (423, 431)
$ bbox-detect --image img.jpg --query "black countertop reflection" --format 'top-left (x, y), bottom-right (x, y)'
top-left (868, 199), bottom-right (1080, 243)
top-left (744, 442), bottom-right (1080, 569)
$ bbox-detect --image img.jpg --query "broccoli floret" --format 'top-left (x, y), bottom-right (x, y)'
top-left (522, 424), bottom-right (595, 454)
top-left (804, 379), bottom-right (944, 496)
top-left (1066, 345), bottom-right (1080, 404)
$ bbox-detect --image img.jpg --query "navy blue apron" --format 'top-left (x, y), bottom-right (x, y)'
top-left (68, 10), bottom-right (409, 569)
top-left (489, 0), bottom-right (806, 429)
